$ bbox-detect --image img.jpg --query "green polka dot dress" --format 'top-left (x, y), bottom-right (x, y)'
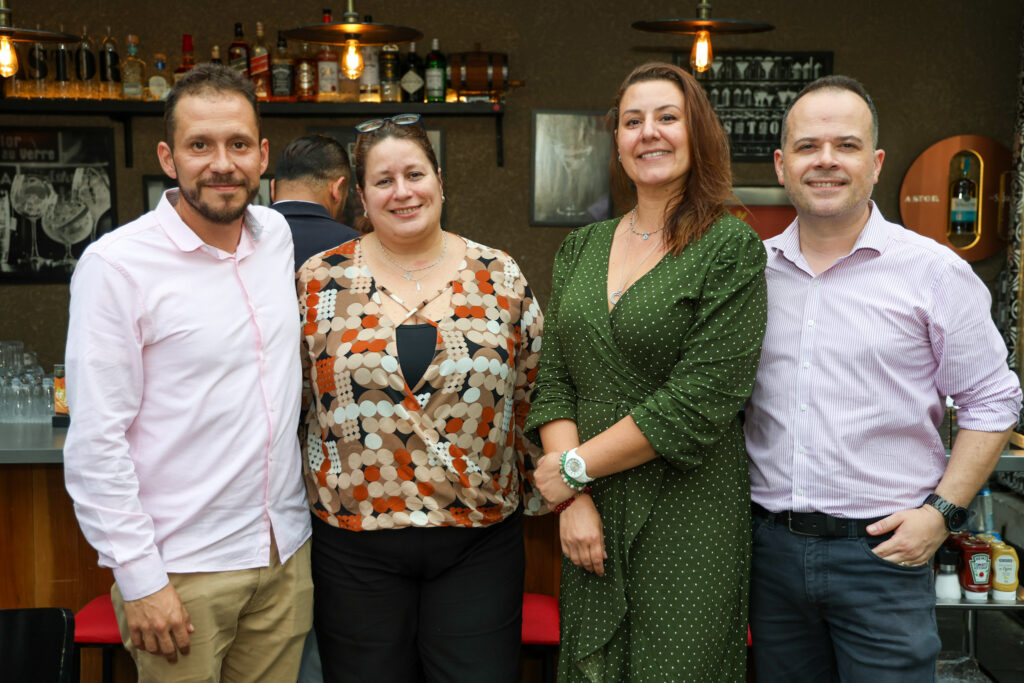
top-left (525, 214), bottom-right (767, 682)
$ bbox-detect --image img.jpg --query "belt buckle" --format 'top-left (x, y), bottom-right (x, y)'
top-left (786, 511), bottom-right (816, 537)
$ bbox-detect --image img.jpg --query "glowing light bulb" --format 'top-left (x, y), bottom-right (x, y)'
top-left (0, 36), bottom-right (18, 78)
top-left (342, 39), bottom-right (363, 80)
top-left (690, 30), bottom-right (712, 73)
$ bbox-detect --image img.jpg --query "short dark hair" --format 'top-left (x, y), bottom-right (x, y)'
top-left (164, 64), bottom-right (260, 147)
top-left (274, 135), bottom-right (352, 188)
top-left (780, 74), bottom-right (879, 148)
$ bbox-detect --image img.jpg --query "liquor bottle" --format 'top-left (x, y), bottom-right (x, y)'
top-left (210, 45), bottom-right (223, 65)
top-left (270, 32), bottom-right (294, 101)
top-left (250, 21), bottom-right (271, 101)
top-left (424, 38), bottom-right (446, 103)
top-left (147, 53), bottom-right (170, 101)
top-left (228, 22), bottom-right (250, 76)
top-left (949, 156), bottom-right (978, 247)
top-left (358, 15), bottom-right (380, 103)
top-left (98, 27), bottom-right (121, 99)
top-left (53, 28), bottom-right (74, 99)
top-left (173, 34), bottom-right (195, 85)
top-left (294, 42), bottom-right (317, 102)
top-left (379, 45), bottom-right (401, 103)
top-left (121, 34), bottom-right (146, 100)
top-left (75, 26), bottom-right (99, 100)
top-left (316, 9), bottom-right (340, 102)
top-left (26, 38), bottom-right (48, 99)
top-left (400, 42), bottom-right (424, 103)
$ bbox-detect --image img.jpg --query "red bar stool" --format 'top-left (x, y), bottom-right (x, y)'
top-left (74, 595), bottom-right (122, 683)
top-left (522, 592), bottom-right (559, 683)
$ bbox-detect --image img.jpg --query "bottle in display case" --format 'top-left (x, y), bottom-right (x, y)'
top-left (424, 38), bottom-right (445, 102)
top-left (948, 154), bottom-right (979, 248)
top-left (294, 42), bottom-right (317, 101)
top-left (75, 26), bottom-right (99, 100)
top-left (26, 37), bottom-right (48, 98)
top-left (400, 41), bottom-right (424, 103)
top-left (228, 22), bottom-right (250, 76)
top-left (53, 28), bottom-right (73, 99)
top-left (358, 15), bottom-right (380, 103)
top-left (98, 27), bottom-right (120, 99)
top-left (210, 45), bottom-right (223, 65)
top-left (121, 34), bottom-right (146, 100)
top-left (270, 32), bottom-right (294, 101)
top-left (250, 21), bottom-right (271, 100)
top-left (147, 53), bottom-right (170, 101)
top-left (379, 45), bottom-right (401, 103)
top-left (174, 34), bottom-right (195, 85)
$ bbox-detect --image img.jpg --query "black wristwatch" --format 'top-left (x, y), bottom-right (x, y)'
top-left (923, 493), bottom-right (969, 532)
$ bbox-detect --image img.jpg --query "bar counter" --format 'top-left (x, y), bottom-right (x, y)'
top-left (8, 423), bottom-right (1024, 469)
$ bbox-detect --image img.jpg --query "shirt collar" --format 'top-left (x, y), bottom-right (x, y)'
top-left (771, 200), bottom-right (889, 266)
top-left (157, 189), bottom-right (263, 257)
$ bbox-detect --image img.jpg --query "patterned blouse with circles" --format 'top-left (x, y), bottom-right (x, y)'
top-left (297, 236), bottom-right (545, 531)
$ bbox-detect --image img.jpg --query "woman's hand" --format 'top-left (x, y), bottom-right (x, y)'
top-left (559, 495), bottom-right (607, 576)
top-left (535, 451), bottom-right (576, 506)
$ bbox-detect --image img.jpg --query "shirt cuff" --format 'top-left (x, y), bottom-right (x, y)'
top-left (112, 552), bottom-right (169, 601)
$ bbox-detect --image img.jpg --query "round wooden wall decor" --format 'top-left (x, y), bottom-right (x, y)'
top-left (899, 134), bottom-right (1011, 262)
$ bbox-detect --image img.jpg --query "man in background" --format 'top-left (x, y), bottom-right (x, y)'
top-left (744, 75), bottom-right (1021, 682)
top-left (271, 134), bottom-right (359, 269)
top-left (64, 64), bottom-right (312, 681)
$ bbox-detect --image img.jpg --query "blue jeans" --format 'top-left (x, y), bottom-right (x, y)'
top-left (750, 511), bottom-right (940, 683)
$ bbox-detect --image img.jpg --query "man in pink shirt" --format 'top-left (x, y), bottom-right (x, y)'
top-left (64, 64), bottom-right (312, 681)
top-left (745, 75), bottom-right (1021, 682)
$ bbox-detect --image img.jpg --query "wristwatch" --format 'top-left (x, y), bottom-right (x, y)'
top-left (924, 493), bottom-right (969, 532)
top-left (563, 448), bottom-right (595, 484)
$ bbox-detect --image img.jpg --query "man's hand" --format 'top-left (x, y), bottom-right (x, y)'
top-left (559, 494), bottom-right (607, 576)
top-left (534, 451), bottom-right (577, 507)
top-left (866, 504), bottom-right (949, 567)
top-left (123, 583), bottom-right (194, 663)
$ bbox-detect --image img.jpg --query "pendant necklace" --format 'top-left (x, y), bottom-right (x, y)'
top-left (609, 208), bottom-right (664, 305)
top-left (375, 232), bottom-right (449, 292)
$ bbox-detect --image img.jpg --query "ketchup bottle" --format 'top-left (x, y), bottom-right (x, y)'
top-left (960, 536), bottom-right (992, 602)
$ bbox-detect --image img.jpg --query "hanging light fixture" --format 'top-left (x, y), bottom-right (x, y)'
top-left (0, 0), bottom-right (77, 78)
top-left (282, 0), bottom-right (421, 81)
top-left (633, 1), bottom-right (773, 73)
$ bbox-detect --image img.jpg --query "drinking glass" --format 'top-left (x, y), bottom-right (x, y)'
top-left (10, 174), bottom-right (57, 271)
top-left (42, 193), bottom-right (94, 268)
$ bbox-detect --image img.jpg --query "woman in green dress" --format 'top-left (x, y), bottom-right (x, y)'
top-left (526, 62), bottom-right (767, 682)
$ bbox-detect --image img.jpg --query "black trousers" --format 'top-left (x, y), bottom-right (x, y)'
top-left (311, 509), bottom-right (525, 683)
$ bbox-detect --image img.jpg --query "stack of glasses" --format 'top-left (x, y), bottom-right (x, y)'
top-left (0, 341), bottom-right (54, 423)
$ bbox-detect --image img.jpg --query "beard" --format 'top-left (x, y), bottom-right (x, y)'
top-left (178, 173), bottom-right (260, 224)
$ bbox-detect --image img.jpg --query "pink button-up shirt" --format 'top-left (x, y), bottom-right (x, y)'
top-left (64, 190), bottom-right (310, 600)
top-left (745, 204), bottom-right (1021, 519)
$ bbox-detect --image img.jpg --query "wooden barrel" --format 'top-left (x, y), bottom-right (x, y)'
top-left (448, 49), bottom-right (508, 96)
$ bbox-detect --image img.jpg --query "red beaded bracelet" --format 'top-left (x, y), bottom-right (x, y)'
top-left (552, 486), bottom-right (592, 514)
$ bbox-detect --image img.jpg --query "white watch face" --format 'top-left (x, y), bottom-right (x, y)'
top-left (565, 453), bottom-right (587, 480)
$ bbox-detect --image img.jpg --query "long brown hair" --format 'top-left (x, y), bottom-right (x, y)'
top-left (609, 62), bottom-right (733, 255)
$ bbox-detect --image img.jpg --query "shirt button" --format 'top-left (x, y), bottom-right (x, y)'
top-left (807, 320), bottom-right (815, 327)
top-left (797, 487), bottom-right (805, 495)
top-left (803, 361), bottom-right (810, 369)
top-left (798, 446), bottom-right (806, 453)
top-left (800, 403), bottom-right (807, 411)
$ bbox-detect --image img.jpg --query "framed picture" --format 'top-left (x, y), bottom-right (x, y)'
top-left (675, 51), bottom-right (834, 162)
top-left (307, 125), bottom-right (446, 228)
top-left (0, 127), bottom-right (117, 281)
top-left (142, 175), bottom-right (272, 212)
top-left (727, 185), bottom-right (796, 240)
top-left (530, 110), bottom-right (613, 227)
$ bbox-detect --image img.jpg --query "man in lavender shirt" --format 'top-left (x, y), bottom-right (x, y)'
top-left (64, 64), bottom-right (312, 681)
top-left (744, 75), bottom-right (1021, 682)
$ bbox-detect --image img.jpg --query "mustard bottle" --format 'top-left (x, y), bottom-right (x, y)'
top-left (990, 542), bottom-right (1019, 602)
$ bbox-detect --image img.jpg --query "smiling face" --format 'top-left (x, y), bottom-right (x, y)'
top-left (614, 79), bottom-right (691, 193)
top-left (775, 88), bottom-right (884, 229)
top-left (358, 137), bottom-right (443, 244)
top-left (157, 91), bottom-right (268, 232)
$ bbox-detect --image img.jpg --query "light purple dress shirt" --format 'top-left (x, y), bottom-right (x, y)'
top-left (64, 190), bottom-right (311, 601)
top-left (745, 203), bottom-right (1021, 519)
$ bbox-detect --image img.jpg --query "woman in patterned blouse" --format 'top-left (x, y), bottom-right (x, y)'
top-left (296, 114), bottom-right (544, 683)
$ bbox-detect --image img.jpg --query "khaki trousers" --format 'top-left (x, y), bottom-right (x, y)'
top-left (111, 539), bottom-right (313, 683)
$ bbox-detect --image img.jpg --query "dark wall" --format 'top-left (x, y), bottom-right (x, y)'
top-left (3, 0), bottom-right (1022, 369)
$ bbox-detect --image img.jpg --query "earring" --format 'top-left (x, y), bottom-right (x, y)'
top-left (617, 154), bottom-right (621, 162)
top-left (363, 209), bottom-right (368, 217)
top-left (442, 194), bottom-right (446, 203)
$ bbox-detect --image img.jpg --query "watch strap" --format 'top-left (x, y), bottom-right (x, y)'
top-left (924, 493), bottom-right (966, 531)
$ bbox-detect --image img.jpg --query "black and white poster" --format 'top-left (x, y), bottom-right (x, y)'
top-left (0, 127), bottom-right (117, 281)
top-left (678, 51), bottom-right (834, 162)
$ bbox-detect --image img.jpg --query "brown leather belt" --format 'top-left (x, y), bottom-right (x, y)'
top-left (752, 502), bottom-right (885, 538)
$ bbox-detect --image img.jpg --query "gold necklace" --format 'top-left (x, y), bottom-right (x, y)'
top-left (609, 210), bottom-right (663, 305)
